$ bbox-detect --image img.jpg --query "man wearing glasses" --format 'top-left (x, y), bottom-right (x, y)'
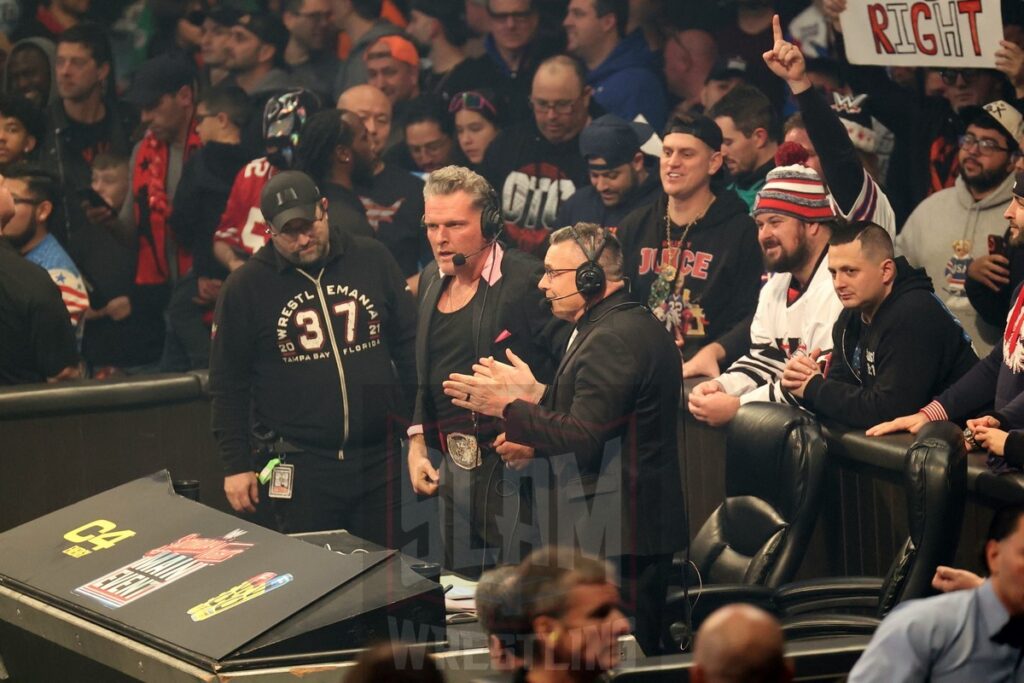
top-left (210, 170), bottom-right (417, 544)
top-left (482, 0), bottom-right (561, 120)
top-left (282, 0), bottom-right (339, 98)
top-left (897, 101), bottom-right (1022, 356)
top-left (480, 54), bottom-right (591, 255)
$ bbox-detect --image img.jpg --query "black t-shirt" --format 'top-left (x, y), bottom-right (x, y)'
top-left (64, 115), bottom-right (115, 166)
top-left (356, 164), bottom-right (427, 276)
top-left (0, 239), bottom-right (78, 384)
top-left (427, 285), bottom-right (481, 431)
top-left (421, 56), bottom-right (505, 105)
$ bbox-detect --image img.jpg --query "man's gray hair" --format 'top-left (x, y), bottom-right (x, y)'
top-left (423, 165), bottom-right (495, 213)
top-left (549, 222), bottom-right (624, 282)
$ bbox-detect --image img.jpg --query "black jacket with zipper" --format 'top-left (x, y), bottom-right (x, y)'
top-left (801, 257), bottom-right (977, 428)
top-left (209, 226), bottom-right (417, 475)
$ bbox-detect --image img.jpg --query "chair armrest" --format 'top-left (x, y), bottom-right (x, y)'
top-left (782, 613), bottom-right (881, 640)
top-left (773, 577), bottom-right (884, 616)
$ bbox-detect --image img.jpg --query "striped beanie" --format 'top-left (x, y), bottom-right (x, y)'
top-left (753, 162), bottom-right (836, 222)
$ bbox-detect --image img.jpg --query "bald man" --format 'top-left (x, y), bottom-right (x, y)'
top-left (692, 604), bottom-right (793, 683)
top-left (479, 54), bottom-right (592, 255)
top-left (338, 83), bottom-right (395, 157)
top-left (339, 83), bottom-right (426, 292)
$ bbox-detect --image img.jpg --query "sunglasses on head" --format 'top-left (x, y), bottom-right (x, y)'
top-left (448, 91), bottom-right (498, 117)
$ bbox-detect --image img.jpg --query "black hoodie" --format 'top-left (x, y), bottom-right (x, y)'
top-left (618, 187), bottom-right (762, 360)
top-left (209, 227), bottom-right (417, 475)
top-left (801, 257), bottom-right (978, 428)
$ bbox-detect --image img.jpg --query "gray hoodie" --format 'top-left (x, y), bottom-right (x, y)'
top-left (3, 36), bottom-right (58, 108)
top-left (896, 171), bottom-right (1016, 355)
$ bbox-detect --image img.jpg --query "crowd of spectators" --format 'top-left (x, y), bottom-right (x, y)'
top-left (3, 0), bottom-right (1024, 389)
top-left (2, 0), bottom-right (1024, 476)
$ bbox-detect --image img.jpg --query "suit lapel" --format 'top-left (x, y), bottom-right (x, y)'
top-left (415, 267), bottom-right (445, 381)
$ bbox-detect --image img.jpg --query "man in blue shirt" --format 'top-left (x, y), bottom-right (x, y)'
top-left (850, 504), bottom-right (1024, 681)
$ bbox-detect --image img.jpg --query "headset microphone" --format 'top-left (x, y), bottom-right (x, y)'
top-left (541, 290), bottom-right (582, 307)
top-left (452, 238), bottom-right (498, 267)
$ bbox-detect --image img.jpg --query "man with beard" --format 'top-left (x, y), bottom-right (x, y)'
top-left (210, 170), bottom-right (417, 539)
top-left (689, 162), bottom-right (842, 427)
top-left (871, 175), bottom-right (1024, 450)
top-left (555, 114), bottom-right (660, 231)
top-left (896, 101), bottom-right (1021, 355)
top-left (339, 84), bottom-right (426, 293)
top-left (293, 109), bottom-right (376, 240)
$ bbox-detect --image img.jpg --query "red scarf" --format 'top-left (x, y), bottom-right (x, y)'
top-left (133, 122), bottom-right (202, 286)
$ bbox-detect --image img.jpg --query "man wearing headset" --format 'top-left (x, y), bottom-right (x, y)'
top-left (448, 222), bottom-right (685, 654)
top-left (407, 165), bottom-right (567, 577)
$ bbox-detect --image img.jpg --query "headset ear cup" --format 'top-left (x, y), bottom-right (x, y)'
top-left (575, 262), bottom-right (605, 297)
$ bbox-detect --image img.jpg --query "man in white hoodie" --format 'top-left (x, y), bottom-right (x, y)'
top-left (897, 101), bottom-right (1022, 355)
top-left (689, 160), bottom-right (842, 426)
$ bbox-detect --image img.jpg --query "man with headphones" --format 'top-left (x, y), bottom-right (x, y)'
top-left (447, 222), bottom-right (686, 654)
top-left (407, 165), bottom-right (567, 577)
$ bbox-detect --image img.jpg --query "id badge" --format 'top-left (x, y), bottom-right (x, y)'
top-left (268, 463), bottom-right (295, 499)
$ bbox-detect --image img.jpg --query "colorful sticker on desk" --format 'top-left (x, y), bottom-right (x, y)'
top-left (187, 572), bottom-right (293, 622)
top-left (62, 519), bottom-right (136, 558)
top-left (75, 529), bottom-right (253, 609)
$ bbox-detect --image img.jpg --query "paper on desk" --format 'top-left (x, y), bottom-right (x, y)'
top-left (442, 573), bottom-right (478, 612)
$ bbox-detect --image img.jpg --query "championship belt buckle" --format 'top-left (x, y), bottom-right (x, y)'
top-left (446, 432), bottom-right (481, 470)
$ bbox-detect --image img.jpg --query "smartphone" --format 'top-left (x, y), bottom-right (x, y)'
top-left (989, 233), bottom-right (1008, 257)
top-left (75, 187), bottom-right (113, 213)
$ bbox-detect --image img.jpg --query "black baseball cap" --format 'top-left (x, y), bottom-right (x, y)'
top-left (207, 6), bottom-right (242, 27)
top-left (235, 11), bottom-right (288, 55)
top-left (1013, 170), bottom-right (1024, 198)
top-left (261, 171), bottom-right (322, 232)
top-left (579, 114), bottom-right (652, 170)
top-left (124, 55), bottom-right (196, 109)
top-left (663, 112), bottom-right (723, 152)
top-left (707, 56), bottom-right (748, 84)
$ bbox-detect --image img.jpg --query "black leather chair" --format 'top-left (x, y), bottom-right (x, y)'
top-left (665, 403), bottom-right (828, 646)
top-left (687, 403), bottom-right (829, 586)
top-left (775, 420), bottom-right (968, 638)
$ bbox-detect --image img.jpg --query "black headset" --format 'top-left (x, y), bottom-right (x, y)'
top-left (420, 187), bottom-right (504, 239)
top-left (480, 187), bottom-right (503, 240)
top-left (571, 225), bottom-right (609, 298)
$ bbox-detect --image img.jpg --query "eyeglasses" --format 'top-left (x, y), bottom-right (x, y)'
top-left (487, 9), bottom-right (535, 23)
top-left (11, 197), bottom-right (40, 206)
top-left (959, 133), bottom-right (1011, 154)
top-left (941, 68), bottom-right (981, 86)
top-left (529, 96), bottom-right (580, 115)
top-left (449, 91), bottom-right (498, 117)
top-left (542, 267), bottom-right (576, 281)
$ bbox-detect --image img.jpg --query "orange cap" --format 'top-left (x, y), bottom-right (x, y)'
top-left (364, 35), bottom-right (420, 69)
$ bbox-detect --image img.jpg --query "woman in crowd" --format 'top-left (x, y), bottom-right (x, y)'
top-left (449, 88), bottom-right (503, 169)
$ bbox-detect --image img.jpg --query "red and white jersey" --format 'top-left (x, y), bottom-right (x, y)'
top-left (213, 157), bottom-right (278, 257)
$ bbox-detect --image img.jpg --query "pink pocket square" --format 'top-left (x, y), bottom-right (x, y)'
top-left (494, 329), bottom-right (512, 343)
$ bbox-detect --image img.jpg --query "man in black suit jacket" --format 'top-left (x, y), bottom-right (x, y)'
top-left (407, 165), bottom-right (566, 577)
top-left (447, 222), bottom-right (686, 654)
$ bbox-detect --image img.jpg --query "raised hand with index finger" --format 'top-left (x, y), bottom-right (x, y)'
top-left (762, 14), bottom-right (812, 95)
